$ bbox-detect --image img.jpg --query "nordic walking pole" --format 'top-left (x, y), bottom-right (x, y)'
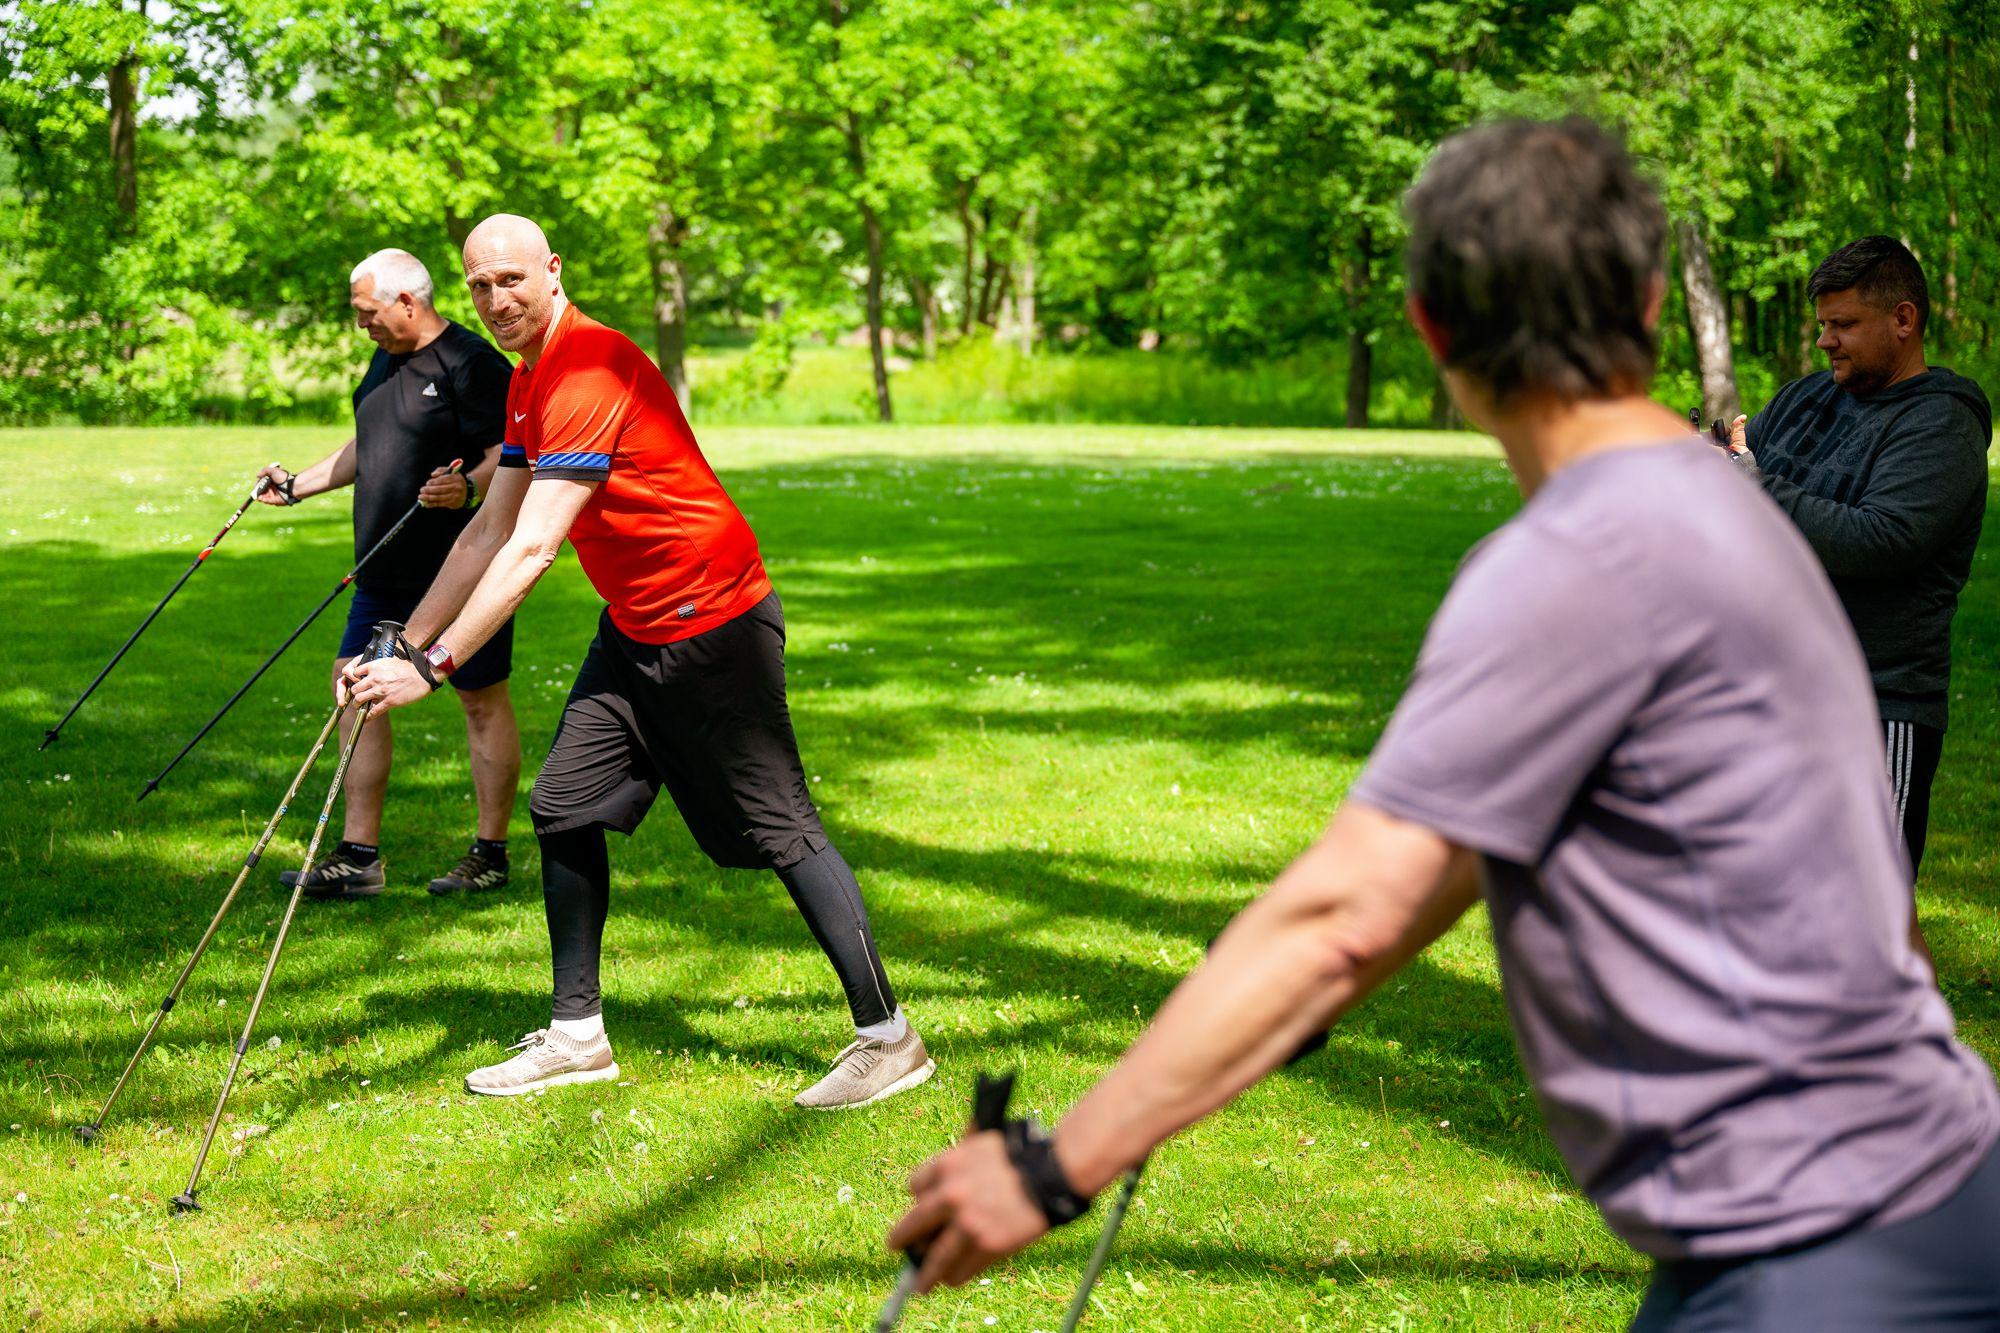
top-left (170, 624), bottom-right (399, 1214)
top-left (1059, 1163), bottom-right (1145, 1332)
top-left (1055, 1020), bottom-right (1330, 1329)
top-left (876, 1073), bottom-right (1017, 1331)
top-left (137, 460), bottom-right (462, 802)
top-left (75, 701), bottom-right (348, 1147)
top-left (41, 478), bottom-right (271, 750)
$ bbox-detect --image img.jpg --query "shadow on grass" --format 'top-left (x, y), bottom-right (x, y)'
top-left (2, 446), bottom-right (1994, 1327)
top-left (155, 1237), bottom-right (1638, 1333)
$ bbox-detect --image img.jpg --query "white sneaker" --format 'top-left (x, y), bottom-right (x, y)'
top-left (793, 1027), bottom-right (935, 1110)
top-left (464, 1028), bottom-right (620, 1097)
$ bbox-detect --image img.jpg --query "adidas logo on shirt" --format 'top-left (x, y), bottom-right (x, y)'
top-left (422, 382), bottom-right (439, 397)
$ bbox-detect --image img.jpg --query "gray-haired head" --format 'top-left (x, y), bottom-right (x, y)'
top-left (349, 249), bottom-right (436, 308)
top-left (1404, 117), bottom-right (1667, 404)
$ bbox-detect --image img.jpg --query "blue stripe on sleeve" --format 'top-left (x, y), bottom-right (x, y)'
top-left (499, 443), bottom-right (528, 467)
top-left (534, 450), bottom-right (613, 472)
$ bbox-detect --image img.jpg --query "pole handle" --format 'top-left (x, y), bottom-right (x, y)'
top-left (363, 620), bottom-right (405, 663)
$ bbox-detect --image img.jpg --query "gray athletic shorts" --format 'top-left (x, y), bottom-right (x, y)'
top-left (1630, 1138), bottom-right (2000, 1330)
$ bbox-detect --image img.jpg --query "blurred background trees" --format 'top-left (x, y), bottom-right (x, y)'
top-left (1, 0), bottom-right (1993, 427)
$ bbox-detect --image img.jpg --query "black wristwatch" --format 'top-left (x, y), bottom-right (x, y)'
top-left (462, 474), bottom-right (480, 509)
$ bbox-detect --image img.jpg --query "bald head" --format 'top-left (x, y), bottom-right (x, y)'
top-left (464, 213), bottom-right (552, 268)
top-left (462, 214), bottom-right (565, 360)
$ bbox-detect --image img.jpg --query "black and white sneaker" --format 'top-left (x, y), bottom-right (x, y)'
top-left (428, 847), bottom-right (509, 897)
top-left (281, 852), bottom-right (385, 901)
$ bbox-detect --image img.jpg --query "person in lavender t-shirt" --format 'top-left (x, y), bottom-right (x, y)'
top-left (884, 118), bottom-right (2000, 1330)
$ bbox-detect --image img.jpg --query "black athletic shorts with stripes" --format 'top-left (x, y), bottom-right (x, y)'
top-left (1883, 718), bottom-right (1945, 876)
top-left (528, 592), bottom-right (830, 871)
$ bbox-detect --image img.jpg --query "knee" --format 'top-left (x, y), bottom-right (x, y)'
top-left (458, 684), bottom-right (513, 729)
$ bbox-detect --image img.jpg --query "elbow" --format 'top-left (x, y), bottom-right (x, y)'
top-left (526, 539), bottom-right (563, 573)
top-left (508, 535), bottom-right (563, 577)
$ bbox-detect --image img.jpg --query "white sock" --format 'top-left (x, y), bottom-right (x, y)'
top-left (550, 1013), bottom-right (605, 1043)
top-left (856, 1007), bottom-right (908, 1044)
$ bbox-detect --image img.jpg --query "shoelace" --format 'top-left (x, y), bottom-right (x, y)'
top-left (836, 1038), bottom-right (884, 1077)
top-left (506, 1030), bottom-right (550, 1054)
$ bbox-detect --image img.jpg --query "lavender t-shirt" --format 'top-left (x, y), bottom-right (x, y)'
top-left (1351, 441), bottom-right (1998, 1260)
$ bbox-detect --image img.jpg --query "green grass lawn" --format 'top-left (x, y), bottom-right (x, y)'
top-left (1, 425), bottom-right (1994, 1331)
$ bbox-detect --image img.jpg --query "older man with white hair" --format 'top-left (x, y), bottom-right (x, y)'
top-left (255, 247), bottom-right (522, 901)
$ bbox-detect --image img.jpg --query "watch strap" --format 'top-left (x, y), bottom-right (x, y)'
top-left (1001, 1120), bottom-right (1093, 1228)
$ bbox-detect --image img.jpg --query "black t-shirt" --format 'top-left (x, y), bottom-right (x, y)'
top-left (351, 321), bottom-right (512, 590)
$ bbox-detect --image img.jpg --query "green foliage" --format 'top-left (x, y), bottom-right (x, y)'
top-left (1, 0), bottom-right (1996, 424)
top-left (690, 336), bottom-right (1448, 428)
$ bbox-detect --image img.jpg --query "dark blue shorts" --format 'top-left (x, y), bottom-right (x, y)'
top-left (1631, 1137), bottom-right (2000, 1331)
top-left (339, 585), bottom-right (514, 693)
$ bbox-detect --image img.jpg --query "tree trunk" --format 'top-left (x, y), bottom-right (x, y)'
top-left (1344, 227), bottom-right (1373, 429)
top-left (1942, 36), bottom-right (1959, 333)
top-left (975, 253), bottom-right (1003, 327)
top-left (860, 201), bottom-right (891, 421)
top-left (1675, 217), bottom-right (1740, 422)
top-left (909, 273), bottom-right (938, 359)
top-left (956, 183), bottom-right (978, 337)
top-left (648, 204), bottom-right (691, 414)
top-left (108, 47), bottom-right (139, 226)
top-left (1014, 202), bottom-right (1038, 356)
top-left (1903, 37), bottom-right (1918, 189)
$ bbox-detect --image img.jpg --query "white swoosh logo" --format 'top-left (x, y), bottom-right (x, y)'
top-left (514, 412), bottom-right (527, 422)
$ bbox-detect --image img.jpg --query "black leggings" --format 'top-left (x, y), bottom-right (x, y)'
top-left (541, 823), bottom-right (897, 1027)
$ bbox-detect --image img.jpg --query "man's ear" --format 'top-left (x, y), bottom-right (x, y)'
top-left (1407, 292), bottom-right (1449, 362)
top-left (1642, 270), bottom-right (1666, 331)
top-left (1893, 300), bottom-right (1920, 342)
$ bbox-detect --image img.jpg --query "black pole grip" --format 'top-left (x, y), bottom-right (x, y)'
top-left (363, 620), bottom-right (405, 663)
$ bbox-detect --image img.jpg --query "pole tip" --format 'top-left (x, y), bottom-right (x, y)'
top-left (38, 733), bottom-right (55, 751)
top-left (136, 782), bottom-right (157, 804)
top-left (73, 1124), bottom-right (99, 1146)
top-left (170, 1191), bottom-right (200, 1214)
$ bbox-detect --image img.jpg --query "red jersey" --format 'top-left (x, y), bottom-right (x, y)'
top-left (499, 305), bottom-right (771, 642)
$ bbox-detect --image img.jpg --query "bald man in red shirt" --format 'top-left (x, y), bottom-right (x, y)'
top-left (347, 215), bottom-right (932, 1109)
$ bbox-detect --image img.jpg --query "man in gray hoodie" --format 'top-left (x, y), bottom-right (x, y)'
top-left (1726, 236), bottom-right (1991, 891)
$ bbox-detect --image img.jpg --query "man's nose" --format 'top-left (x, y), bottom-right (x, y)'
top-left (1816, 329), bottom-right (1838, 350)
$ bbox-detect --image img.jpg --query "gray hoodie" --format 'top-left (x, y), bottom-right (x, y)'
top-left (1745, 366), bottom-right (1992, 729)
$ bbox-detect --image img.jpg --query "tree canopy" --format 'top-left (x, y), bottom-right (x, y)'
top-left (2, 0), bottom-right (1994, 425)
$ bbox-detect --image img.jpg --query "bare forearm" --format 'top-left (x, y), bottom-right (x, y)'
top-left (294, 439), bottom-right (356, 498)
top-left (405, 517), bottom-right (507, 646)
top-left (428, 537), bottom-right (557, 662)
top-left (1052, 818), bottom-right (1477, 1194)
